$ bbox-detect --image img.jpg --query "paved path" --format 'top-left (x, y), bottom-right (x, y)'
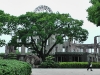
top-left (31, 68), bottom-right (100, 75)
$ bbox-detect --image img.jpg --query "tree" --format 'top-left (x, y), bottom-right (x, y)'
top-left (8, 12), bottom-right (88, 61)
top-left (87, 0), bottom-right (100, 26)
top-left (0, 10), bottom-right (11, 47)
top-left (0, 10), bottom-right (18, 48)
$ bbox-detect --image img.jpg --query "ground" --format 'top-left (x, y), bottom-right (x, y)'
top-left (31, 68), bottom-right (100, 75)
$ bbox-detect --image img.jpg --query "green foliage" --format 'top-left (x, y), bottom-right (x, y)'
top-left (0, 53), bottom-right (5, 59)
top-left (0, 10), bottom-right (15, 47)
top-left (87, 0), bottom-right (100, 26)
top-left (0, 53), bottom-right (5, 56)
top-left (0, 39), bottom-right (5, 47)
top-left (0, 10), bottom-right (89, 60)
top-left (59, 62), bottom-right (100, 68)
top-left (7, 53), bottom-right (17, 59)
top-left (15, 49), bottom-right (20, 54)
top-left (7, 12), bottom-right (88, 61)
top-left (0, 59), bottom-right (32, 75)
top-left (25, 51), bottom-right (31, 55)
top-left (39, 56), bottom-right (59, 68)
top-left (0, 57), bottom-right (3, 59)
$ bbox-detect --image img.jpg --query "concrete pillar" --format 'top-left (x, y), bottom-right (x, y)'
top-left (12, 46), bottom-right (15, 53)
top-left (66, 46), bottom-right (68, 52)
top-left (92, 57), bottom-right (93, 62)
top-left (68, 40), bottom-right (72, 52)
top-left (94, 36), bottom-right (97, 53)
top-left (83, 47), bottom-right (86, 52)
top-left (5, 45), bottom-right (9, 55)
top-left (91, 48), bottom-right (92, 53)
top-left (21, 45), bottom-right (25, 55)
top-left (5, 45), bottom-right (15, 54)
top-left (97, 56), bottom-right (98, 62)
top-left (94, 36), bottom-right (98, 62)
top-left (98, 47), bottom-right (100, 54)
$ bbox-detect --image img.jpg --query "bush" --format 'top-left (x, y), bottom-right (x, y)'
top-left (7, 53), bottom-right (17, 59)
top-left (0, 59), bottom-right (32, 75)
top-left (15, 49), bottom-right (21, 54)
top-left (59, 62), bottom-right (100, 68)
top-left (92, 62), bottom-right (100, 68)
top-left (39, 56), bottom-right (59, 68)
top-left (0, 53), bottom-right (5, 59)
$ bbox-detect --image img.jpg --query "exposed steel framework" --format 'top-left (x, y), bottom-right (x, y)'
top-left (34, 5), bottom-right (53, 13)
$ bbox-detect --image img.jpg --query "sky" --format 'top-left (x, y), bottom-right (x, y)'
top-left (0, 0), bottom-right (100, 53)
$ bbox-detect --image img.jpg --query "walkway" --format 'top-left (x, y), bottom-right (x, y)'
top-left (31, 68), bottom-right (100, 75)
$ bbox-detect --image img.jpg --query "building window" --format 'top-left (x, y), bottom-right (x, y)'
top-left (63, 36), bottom-right (68, 42)
top-left (46, 40), bottom-right (49, 45)
top-left (62, 47), bottom-right (65, 52)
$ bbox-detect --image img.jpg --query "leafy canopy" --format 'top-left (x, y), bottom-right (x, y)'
top-left (0, 10), bottom-right (11, 47)
top-left (87, 0), bottom-right (100, 26)
top-left (7, 12), bottom-right (88, 60)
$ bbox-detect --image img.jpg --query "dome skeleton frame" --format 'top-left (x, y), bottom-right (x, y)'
top-left (34, 5), bottom-right (53, 13)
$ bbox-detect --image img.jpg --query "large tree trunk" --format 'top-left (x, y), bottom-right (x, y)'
top-left (38, 51), bottom-right (48, 62)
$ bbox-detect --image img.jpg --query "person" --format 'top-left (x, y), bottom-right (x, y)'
top-left (87, 57), bottom-right (93, 71)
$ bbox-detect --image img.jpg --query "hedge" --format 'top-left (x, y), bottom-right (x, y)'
top-left (0, 59), bottom-right (32, 75)
top-left (59, 62), bottom-right (100, 68)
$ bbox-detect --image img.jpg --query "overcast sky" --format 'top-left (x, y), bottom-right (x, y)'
top-left (0, 0), bottom-right (100, 53)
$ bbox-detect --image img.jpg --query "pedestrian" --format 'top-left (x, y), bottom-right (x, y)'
top-left (87, 57), bottom-right (93, 71)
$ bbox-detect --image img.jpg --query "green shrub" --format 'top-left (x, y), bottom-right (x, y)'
top-left (59, 62), bottom-right (100, 68)
top-left (0, 53), bottom-right (5, 59)
top-left (0, 53), bottom-right (5, 56)
top-left (7, 53), bottom-right (17, 59)
top-left (0, 59), bottom-right (32, 75)
top-left (0, 56), bottom-right (3, 59)
top-left (15, 49), bottom-right (21, 54)
top-left (92, 62), bottom-right (100, 68)
top-left (39, 56), bottom-right (59, 68)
